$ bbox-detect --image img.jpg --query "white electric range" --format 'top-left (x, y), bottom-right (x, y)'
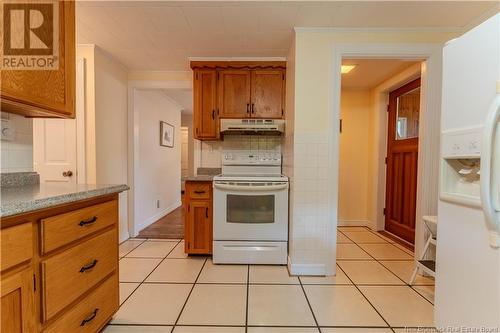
top-left (213, 152), bottom-right (289, 264)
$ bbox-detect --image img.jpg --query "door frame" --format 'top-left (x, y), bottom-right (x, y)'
top-left (384, 77), bottom-right (421, 243)
top-left (332, 43), bottom-right (443, 257)
top-left (127, 79), bottom-right (192, 237)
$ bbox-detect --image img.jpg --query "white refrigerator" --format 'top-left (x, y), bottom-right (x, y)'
top-left (436, 13), bottom-right (500, 329)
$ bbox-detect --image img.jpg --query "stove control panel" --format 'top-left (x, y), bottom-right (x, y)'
top-left (222, 152), bottom-right (282, 166)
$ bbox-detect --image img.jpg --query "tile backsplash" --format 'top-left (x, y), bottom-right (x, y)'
top-left (199, 135), bottom-right (282, 168)
top-left (0, 112), bottom-right (34, 173)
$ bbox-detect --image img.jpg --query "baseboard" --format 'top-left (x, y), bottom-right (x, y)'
top-left (119, 229), bottom-right (130, 243)
top-left (135, 201), bottom-right (182, 235)
top-left (338, 219), bottom-right (375, 229)
top-left (287, 256), bottom-right (326, 276)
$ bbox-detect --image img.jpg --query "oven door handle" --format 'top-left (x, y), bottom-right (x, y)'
top-left (213, 183), bottom-right (288, 191)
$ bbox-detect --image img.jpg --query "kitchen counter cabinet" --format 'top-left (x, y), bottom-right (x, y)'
top-left (184, 181), bottom-right (213, 254)
top-left (0, 190), bottom-right (125, 333)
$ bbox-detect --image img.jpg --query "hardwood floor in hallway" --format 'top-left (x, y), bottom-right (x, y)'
top-left (138, 205), bottom-right (184, 239)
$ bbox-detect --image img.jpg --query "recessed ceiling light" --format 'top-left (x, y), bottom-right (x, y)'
top-left (341, 65), bottom-right (356, 74)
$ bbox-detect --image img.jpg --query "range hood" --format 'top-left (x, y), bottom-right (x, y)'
top-left (220, 119), bottom-right (285, 135)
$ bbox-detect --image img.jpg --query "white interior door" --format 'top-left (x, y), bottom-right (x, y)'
top-left (181, 127), bottom-right (189, 178)
top-left (33, 118), bottom-right (77, 184)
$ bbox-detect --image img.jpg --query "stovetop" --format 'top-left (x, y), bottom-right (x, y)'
top-left (213, 174), bottom-right (288, 182)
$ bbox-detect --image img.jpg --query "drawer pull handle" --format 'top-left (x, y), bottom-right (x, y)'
top-left (79, 259), bottom-right (98, 273)
top-left (80, 308), bottom-right (99, 326)
top-left (194, 190), bottom-right (206, 194)
top-left (78, 216), bottom-right (98, 226)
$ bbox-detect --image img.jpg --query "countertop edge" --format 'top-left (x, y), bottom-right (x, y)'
top-left (0, 184), bottom-right (129, 218)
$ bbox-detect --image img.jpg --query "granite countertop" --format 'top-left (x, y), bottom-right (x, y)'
top-left (1, 183), bottom-right (129, 218)
top-left (182, 167), bottom-right (221, 182)
top-left (182, 175), bottom-right (217, 182)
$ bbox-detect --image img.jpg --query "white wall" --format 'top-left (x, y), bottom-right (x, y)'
top-left (181, 114), bottom-right (195, 176)
top-left (93, 47), bottom-right (129, 242)
top-left (287, 29), bottom-right (457, 275)
top-left (338, 89), bottom-right (371, 225)
top-left (134, 90), bottom-right (182, 232)
top-left (0, 112), bottom-right (33, 173)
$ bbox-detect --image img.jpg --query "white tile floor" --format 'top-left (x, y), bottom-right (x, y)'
top-left (105, 227), bottom-right (435, 333)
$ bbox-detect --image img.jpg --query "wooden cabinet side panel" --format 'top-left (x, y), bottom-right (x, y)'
top-left (1, 1), bottom-right (75, 118)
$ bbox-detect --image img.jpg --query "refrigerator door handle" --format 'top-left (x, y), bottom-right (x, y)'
top-left (480, 94), bottom-right (500, 248)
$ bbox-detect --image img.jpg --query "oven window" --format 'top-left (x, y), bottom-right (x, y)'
top-left (226, 195), bottom-right (275, 223)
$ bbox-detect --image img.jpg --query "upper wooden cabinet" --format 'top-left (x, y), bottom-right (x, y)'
top-left (1, 1), bottom-right (75, 118)
top-left (193, 70), bottom-right (219, 140)
top-left (251, 70), bottom-right (285, 119)
top-left (191, 61), bottom-right (286, 140)
top-left (218, 70), bottom-right (251, 118)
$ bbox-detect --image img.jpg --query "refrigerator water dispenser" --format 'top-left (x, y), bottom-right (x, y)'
top-left (440, 127), bottom-right (482, 207)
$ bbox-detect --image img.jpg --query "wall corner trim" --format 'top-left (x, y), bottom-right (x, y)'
top-left (287, 256), bottom-right (327, 276)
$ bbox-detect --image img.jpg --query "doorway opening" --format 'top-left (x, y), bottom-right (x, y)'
top-left (338, 58), bottom-right (423, 249)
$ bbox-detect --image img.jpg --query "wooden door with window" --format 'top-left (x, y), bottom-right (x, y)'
top-left (385, 78), bottom-right (421, 244)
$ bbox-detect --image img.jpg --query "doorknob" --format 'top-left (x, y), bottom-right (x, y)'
top-left (62, 170), bottom-right (73, 177)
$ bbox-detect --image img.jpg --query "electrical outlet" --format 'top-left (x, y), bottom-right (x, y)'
top-left (156, 200), bottom-right (160, 208)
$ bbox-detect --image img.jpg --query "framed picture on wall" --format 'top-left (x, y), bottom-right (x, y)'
top-left (160, 121), bottom-right (174, 148)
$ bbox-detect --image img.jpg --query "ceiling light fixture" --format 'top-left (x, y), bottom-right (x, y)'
top-left (341, 65), bottom-right (356, 74)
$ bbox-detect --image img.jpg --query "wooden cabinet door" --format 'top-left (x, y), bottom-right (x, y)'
top-left (1, 1), bottom-right (75, 118)
top-left (250, 70), bottom-right (285, 119)
top-left (218, 70), bottom-right (251, 118)
top-left (193, 70), bottom-right (218, 140)
top-left (186, 201), bottom-right (212, 254)
top-left (0, 268), bottom-right (36, 333)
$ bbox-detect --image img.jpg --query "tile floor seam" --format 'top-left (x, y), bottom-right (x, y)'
top-left (245, 265), bottom-right (249, 333)
top-left (335, 262), bottom-right (393, 329)
top-left (346, 232), bottom-right (436, 318)
top-left (297, 276), bottom-right (321, 332)
top-left (171, 257), bottom-right (208, 333)
top-left (119, 238), bottom-right (182, 307)
top-left (119, 238), bottom-right (148, 258)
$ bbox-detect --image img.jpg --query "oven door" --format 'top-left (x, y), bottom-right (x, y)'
top-left (213, 181), bottom-right (289, 241)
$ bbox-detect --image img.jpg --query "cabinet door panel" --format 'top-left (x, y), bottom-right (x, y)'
top-left (194, 70), bottom-right (218, 139)
top-left (251, 70), bottom-right (285, 119)
top-left (0, 1), bottom-right (75, 118)
top-left (0, 268), bottom-right (36, 333)
top-left (187, 201), bottom-right (212, 254)
top-left (219, 70), bottom-right (251, 118)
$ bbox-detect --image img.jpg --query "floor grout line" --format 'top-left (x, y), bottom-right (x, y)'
top-left (118, 239), bottom-right (182, 308)
top-left (171, 257), bottom-right (208, 333)
top-left (113, 233), bottom-right (435, 331)
top-left (245, 265), bottom-right (249, 332)
top-left (335, 264), bottom-right (394, 330)
top-left (298, 276), bottom-right (322, 333)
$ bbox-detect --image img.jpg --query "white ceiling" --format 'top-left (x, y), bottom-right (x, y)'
top-left (341, 59), bottom-right (420, 89)
top-left (163, 89), bottom-right (193, 114)
top-left (76, 1), bottom-right (499, 71)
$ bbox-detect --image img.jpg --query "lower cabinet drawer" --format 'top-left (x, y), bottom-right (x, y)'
top-left (41, 228), bottom-right (118, 321)
top-left (43, 272), bottom-right (119, 333)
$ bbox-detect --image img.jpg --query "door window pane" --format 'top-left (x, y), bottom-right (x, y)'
top-left (396, 87), bottom-right (420, 140)
top-left (227, 195), bottom-right (275, 223)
